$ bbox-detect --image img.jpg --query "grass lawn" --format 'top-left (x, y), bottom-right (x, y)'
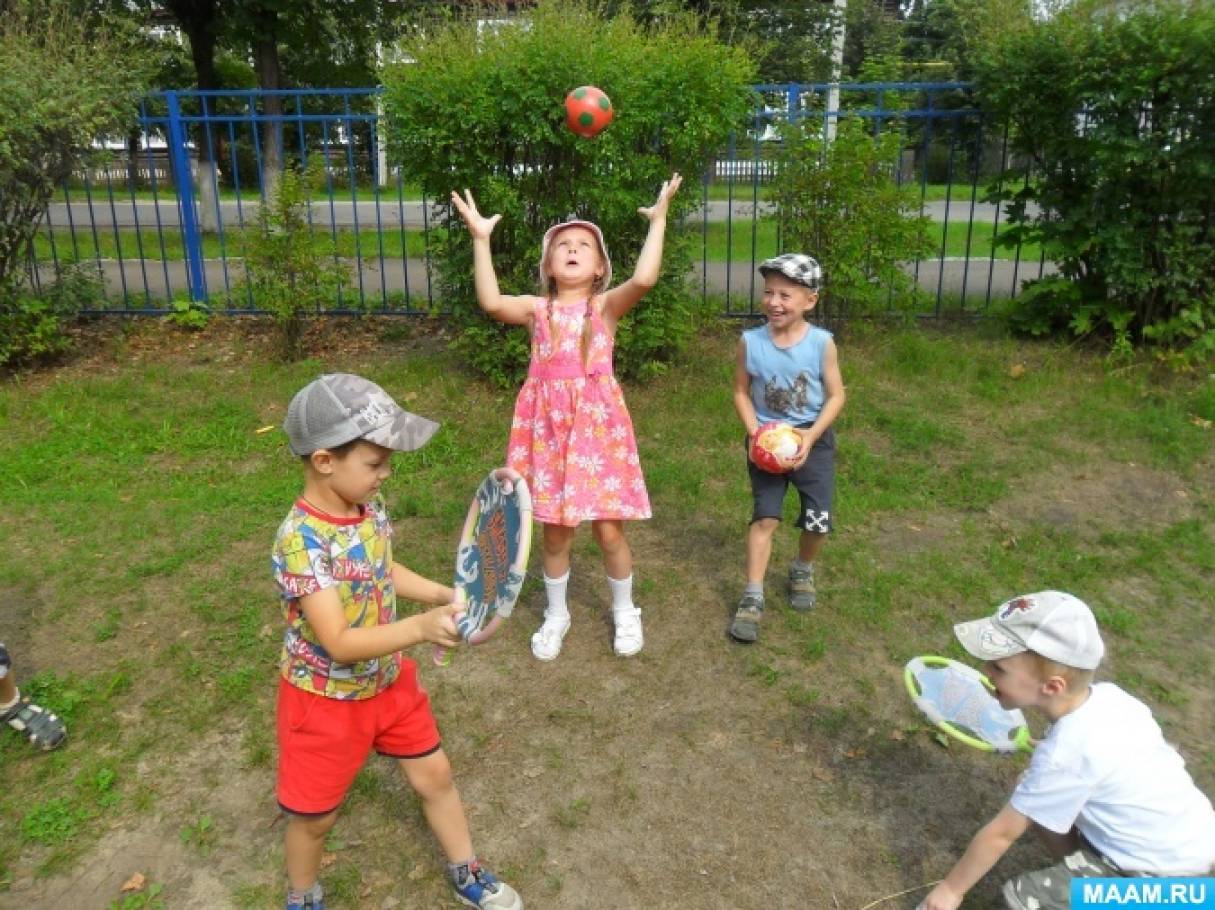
top-left (32, 211), bottom-right (1040, 268)
top-left (61, 183), bottom-right (430, 204)
top-left (696, 216), bottom-right (1042, 263)
top-left (703, 181), bottom-right (988, 203)
top-left (0, 320), bottom-right (1210, 908)
top-left (65, 181), bottom-right (975, 205)
top-left (33, 226), bottom-right (431, 264)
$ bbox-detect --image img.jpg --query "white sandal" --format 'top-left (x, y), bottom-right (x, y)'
top-left (612, 606), bottom-right (643, 657)
top-left (531, 615), bottom-right (570, 661)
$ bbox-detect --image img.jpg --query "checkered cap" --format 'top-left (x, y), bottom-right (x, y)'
top-left (759, 253), bottom-right (823, 290)
top-left (539, 218), bottom-right (612, 290)
top-left (284, 373), bottom-right (439, 457)
top-left (954, 591), bottom-right (1105, 670)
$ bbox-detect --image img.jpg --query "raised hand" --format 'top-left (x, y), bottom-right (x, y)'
top-left (637, 172), bottom-right (683, 222)
top-left (450, 188), bottom-right (503, 240)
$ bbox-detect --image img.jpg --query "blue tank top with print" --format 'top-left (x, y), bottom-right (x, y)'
top-left (744, 324), bottom-right (833, 425)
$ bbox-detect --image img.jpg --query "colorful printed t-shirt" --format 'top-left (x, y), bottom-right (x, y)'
top-left (271, 498), bottom-right (402, 700)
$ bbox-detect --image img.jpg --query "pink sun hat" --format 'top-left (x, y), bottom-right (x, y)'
top-left (538, 218), bottom-right (612, 290)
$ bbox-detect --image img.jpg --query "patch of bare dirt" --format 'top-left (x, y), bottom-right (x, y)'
top-left (989, 459), bottom-right (1206, 539)
top-left (7, 316), bottom-right (458, 392)
top-left (6, 729), bottom-right (277, 908)
top-left (872, 511), bottom-right (967, 561)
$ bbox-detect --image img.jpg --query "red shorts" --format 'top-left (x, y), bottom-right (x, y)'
top-left (276, 662), bottom-right (441, 815)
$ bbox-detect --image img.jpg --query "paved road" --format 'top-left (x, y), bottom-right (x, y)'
top-left (44, 197), bottom-right (1029, 230)
top-left (38, 256), bottom-right (1057, 307)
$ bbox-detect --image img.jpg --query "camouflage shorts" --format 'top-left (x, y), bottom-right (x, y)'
top-left (1002, 847), bottom-right (1126, 910)
top-left (0, 641), bottom-right (9, 678)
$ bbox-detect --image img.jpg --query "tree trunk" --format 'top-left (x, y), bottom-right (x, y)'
top-left (253, 10), bottom-right (283, 201)
top-left (170, 0), bottom-right (224, 233)
top-left (126, 128), bottom-right (142, 190)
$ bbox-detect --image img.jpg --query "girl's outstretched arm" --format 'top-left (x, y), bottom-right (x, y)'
top-left (450, 189), bottom-right (534, 326)
top-left (603, 173), bottom-right (683, 324)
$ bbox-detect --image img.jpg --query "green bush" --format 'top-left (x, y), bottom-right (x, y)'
top-left (382, 0), bottom-right (755, 385)
top-left (769, 117), bottom-right (933, 317)
top-left (0, 265), bottom-right (104, 369)
top-left (236, 162), bottom-right (350, 359)
top-left (976, 0), bottom-right (1215, 361)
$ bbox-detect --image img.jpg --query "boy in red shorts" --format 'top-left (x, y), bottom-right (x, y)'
top-left (272, 373), bottom-right (522, 910)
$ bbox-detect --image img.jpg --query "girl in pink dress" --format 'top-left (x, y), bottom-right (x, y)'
top-left (451, 174), bottom-right (682, 661)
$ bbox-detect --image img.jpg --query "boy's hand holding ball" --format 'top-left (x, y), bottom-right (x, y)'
top-left (750, 422), bottom-right (802, 473)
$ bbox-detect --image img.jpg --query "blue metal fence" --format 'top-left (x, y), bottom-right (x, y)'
top-left (28, 83), bottom-right (1049, 318)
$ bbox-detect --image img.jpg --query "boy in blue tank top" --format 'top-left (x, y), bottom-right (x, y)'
top-left (729, 254), bottom-right (846, 642)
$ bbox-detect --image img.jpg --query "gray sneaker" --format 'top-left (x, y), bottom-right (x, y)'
top-left (788, 564), bottom-right (816, 611)
top-left (729, 593), bottom-right (764, 642)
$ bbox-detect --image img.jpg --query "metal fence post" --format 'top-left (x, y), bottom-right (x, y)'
top-left (165, 90), bottom-right (207, 302)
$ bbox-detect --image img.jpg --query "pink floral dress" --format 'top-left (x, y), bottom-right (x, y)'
top-left (507, 297), bottom-right (651, 527)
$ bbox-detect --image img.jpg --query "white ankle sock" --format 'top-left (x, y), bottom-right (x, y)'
top-left (534, 574), bottom-right (571, 661)
top-left (608, 573), bottom-right (634, 611)
top-left (609, 574), bottom-right (643, 656)
top-left (544, 570), bottom-right (571, 621)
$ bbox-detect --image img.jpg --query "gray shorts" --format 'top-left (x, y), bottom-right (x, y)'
top-left (1003, 847), bottom-right (1129, 910)
top-left (746, 426), bottom-right (835, 532)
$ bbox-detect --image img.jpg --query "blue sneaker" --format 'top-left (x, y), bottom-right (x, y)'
top-left (452, 862), bottom-right (523, 910)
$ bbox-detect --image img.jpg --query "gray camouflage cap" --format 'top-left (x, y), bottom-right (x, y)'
top-left (284, 373), bottom-right (439, 456)
top-left (759, 253), bottom-right (823, 290)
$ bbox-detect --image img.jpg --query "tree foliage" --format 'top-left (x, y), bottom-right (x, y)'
top-left (977, 0), bottom-right (1215, 359)
top-left (0, 0), bottom-right (151, 292)
top-left (902, 0), bottom-right (1033, 81)
top-left (153, 0), bottom-right (439, 93)
top-left (0, 0), bottom-right (151, 365)
top-left (382, 0), bottom-right (755, 384)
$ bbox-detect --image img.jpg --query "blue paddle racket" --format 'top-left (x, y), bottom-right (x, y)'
top-left (434, 469), bottom-right (533, 666)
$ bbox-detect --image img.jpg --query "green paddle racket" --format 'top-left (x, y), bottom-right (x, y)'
top-left (904, 655), bottom-right (1033, 754)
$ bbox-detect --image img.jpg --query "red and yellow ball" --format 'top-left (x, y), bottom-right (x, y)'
top-left (750, 422), bottom-right (801, 473)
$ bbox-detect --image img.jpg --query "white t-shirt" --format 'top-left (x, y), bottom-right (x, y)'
top-left (1011, 683), bottom-right (1215, 874)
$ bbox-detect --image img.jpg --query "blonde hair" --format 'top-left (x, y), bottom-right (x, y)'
top-left (1027, 652), bottom-right (1094, 690)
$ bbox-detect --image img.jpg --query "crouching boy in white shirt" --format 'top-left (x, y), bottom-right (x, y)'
top-left (919, 591), bottom-right (1215, 910)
